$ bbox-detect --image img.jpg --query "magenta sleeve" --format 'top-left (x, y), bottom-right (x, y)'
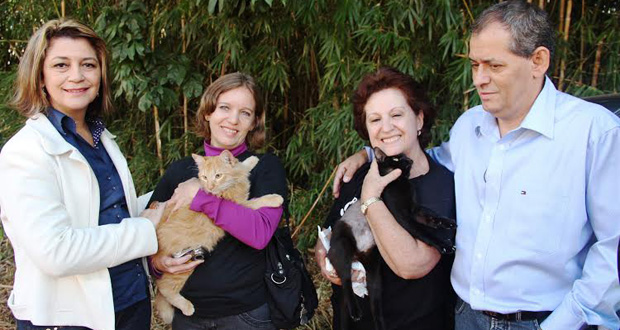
top-left (190, 189), bottom-right (283, 249)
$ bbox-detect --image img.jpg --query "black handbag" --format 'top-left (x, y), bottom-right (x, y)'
top-left (264, 222), bottom-right (318, 329)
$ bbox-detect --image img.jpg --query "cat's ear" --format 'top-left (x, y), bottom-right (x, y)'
top-left (220, 150), bottom-right (238, 165)
top-left (374, 147), bottom-right (387, 162)
top-left (192, 154), bottom-right (205, 166)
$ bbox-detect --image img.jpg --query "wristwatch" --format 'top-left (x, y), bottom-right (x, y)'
top-left (360, 197), bottom-right (382, 215)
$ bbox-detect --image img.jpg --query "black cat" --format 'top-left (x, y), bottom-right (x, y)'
top-left (327, 147), bottom-right (456, 330)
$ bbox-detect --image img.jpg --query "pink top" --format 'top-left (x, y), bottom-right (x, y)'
top-left (189, 141), bottom-right (283, 249)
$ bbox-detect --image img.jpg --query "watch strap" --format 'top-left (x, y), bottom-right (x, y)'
top-left (360, 196), bottom-right (382, 215)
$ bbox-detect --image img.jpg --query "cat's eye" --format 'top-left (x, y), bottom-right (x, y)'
top-left (200, 175), bottom-right (208, 180)
top-left (215, 173), bottom-right (222, 179)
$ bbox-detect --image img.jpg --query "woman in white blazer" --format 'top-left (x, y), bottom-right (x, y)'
top-left (0, 19), bottom-right (163, 330)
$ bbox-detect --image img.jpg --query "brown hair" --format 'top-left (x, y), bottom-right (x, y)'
top-left (10, 18), bottom-right (113, 118)
top-left (352, 67), bottom-right (436, 148)
top-left (195, 72), bottom-right (266, 149)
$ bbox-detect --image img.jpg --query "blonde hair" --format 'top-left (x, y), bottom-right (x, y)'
top-left (195, 72), bottom-right (266, 149)
top-left (11, 18), bottom-right (113, 118)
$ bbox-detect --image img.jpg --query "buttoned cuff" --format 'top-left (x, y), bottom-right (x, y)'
top-left (540, 295), bottom-right (585, 330)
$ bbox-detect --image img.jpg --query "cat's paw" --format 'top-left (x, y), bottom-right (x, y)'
top-left (242, 156), bottom-right (260, 169)
top-left (262, 194), bottom-right (284, 207)
top-left (180, 301), bottom-right (196, 316)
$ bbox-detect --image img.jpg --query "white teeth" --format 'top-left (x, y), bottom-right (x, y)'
top-left (65, 89), bottom-right (88, 94)
top-left (382, 136), bottom-right (400, 143)
top-left (223, 128), bottom-right (237, 134)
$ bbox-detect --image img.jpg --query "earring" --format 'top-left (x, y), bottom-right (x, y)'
top-left (417, 129), bottom-right (421, 136)
top-left (42, 87), bottom-right (47, 96)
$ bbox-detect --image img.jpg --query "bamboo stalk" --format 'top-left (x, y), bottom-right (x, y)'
top-left (554, 0), bottom-right (567, 79)
top-left (538, 0), bottom-right (545, 9)
top-left (291, 166), bottom-right (337, 239)
top-left (61, 0), bottom-right (65, 17)
top-left (558, 0), bottom-right (566, 33)
top-left (461, 0), bottom-right (474, 22)
top-left (151, 5), bottom-right (164, 175)
top-left (558, 0), bottom-right (572, 91)
top-left (182, 15), bottom-right (189, 156)
top-left (591, 39), bottom-right (603, 88)
top-left (221, 50), bottom-right (231, 77)
top-left (578, 0), bottom-right (585, 84)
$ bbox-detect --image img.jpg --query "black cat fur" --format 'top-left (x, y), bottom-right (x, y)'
top-left (327, 147), bottom-right (456, 330)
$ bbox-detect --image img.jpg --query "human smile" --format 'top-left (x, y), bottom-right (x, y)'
top-left (222, 127), bottom-right (238, 135)
top-left (382, 136), bottom-right (401, 143)
top-left (63, 87), bottom-right (90, 94)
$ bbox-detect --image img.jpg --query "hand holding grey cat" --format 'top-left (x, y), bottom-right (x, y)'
top-left (360, 159), bottom-right (401, 205)
top-left (315, 239), bottom-right (342, 285)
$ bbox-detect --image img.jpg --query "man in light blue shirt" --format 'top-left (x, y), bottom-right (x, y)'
top-left (333, 1), bottom-right (620, 329)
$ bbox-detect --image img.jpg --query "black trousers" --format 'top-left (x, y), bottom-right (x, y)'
top-left (331, 285), bottom-right (453, 330)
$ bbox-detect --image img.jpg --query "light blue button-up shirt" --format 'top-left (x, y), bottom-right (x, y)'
top-left (429, 77), bottom-right (620, 329)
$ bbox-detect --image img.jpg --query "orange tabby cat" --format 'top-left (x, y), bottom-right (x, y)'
top-left (153, 150), bottom-right (284, 323)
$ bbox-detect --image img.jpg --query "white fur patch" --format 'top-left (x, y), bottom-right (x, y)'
top-left (340, 200), bottom-right (375, 252)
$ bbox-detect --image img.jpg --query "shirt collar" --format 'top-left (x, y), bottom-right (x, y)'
top-left (519, 76), bottom-right (556, 139)
top-left (475, 76), bottom-right (557, 140)
top-left (46, 107), bottom-right (107, 146)
top-left (203, 140), bottom-right (248, 157)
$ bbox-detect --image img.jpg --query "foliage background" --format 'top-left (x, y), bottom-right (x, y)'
top-left (0, 0), bottom-right (618, 328)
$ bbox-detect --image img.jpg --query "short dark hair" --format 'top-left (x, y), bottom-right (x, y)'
top-left (472, 0), bottom-right (555, 59)
top-left (352, 67), bottom-right (436, 148)
top-left (195, 72), bottom-right (266, 149)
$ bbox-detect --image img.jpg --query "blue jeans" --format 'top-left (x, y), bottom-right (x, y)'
top-left (171, 303), bottom-right (276, 330)
top-left (454, 297), bottom-right (543, 330)
top-left (15, 298), bottom-right (151, 330)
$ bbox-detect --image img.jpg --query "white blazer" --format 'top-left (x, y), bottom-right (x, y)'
top-left (0, 114), bottom-right (158, 330)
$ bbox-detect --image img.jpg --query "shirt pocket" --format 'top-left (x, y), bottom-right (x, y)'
top-left (506, 187), bottom-right (568, 254)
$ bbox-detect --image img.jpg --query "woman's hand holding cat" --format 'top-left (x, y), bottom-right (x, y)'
top-left (140, 201), bottom-right (167, 228)
top-left (360, 159), bottom-right (401, 204)
top-left (315, 239), bottom-right (342, 285)
top-left (169, 178), bottom-right (202, 211)
top-left (151, 253), bottom-right (204, 275)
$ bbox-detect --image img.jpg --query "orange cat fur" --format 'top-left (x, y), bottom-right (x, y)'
top-left (153, 150), bottom-right (284, 323)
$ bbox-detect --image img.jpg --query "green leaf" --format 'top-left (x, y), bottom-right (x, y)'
top-left (208, 0), bottom-right (218, 14)
top-left (138, 93), bottom-right (152, 112)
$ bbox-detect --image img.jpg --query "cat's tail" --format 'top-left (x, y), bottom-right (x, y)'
top-left (155, 292), bottom-right (175, 324)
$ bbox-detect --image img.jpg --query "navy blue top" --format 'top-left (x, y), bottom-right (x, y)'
top-left (47, 108), bottom-right (148, 312)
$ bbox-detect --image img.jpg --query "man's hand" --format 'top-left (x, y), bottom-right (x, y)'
top-left (169, 178), bottom-right (201, 211)
top-left (333, 149), bottom-right (368, 198)
top-left (315, 239), bottom-right (342, 285)
top-left (151, 253), bottom-right (203, 275)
